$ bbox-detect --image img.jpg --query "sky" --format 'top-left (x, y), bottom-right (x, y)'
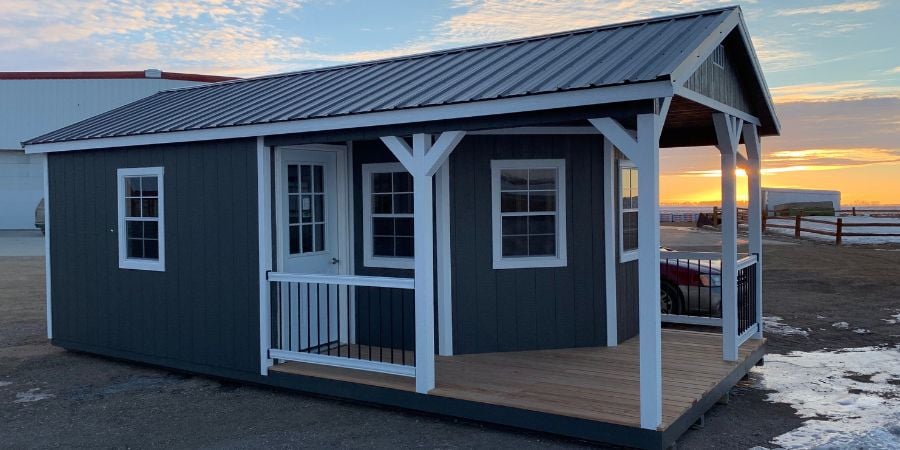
top-left (1, 0), bottom-right (898, 205)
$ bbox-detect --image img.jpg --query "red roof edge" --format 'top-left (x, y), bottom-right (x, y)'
top-left (0, 71), bottom-right (237, 83)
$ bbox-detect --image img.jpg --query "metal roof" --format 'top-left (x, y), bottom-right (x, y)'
top-left (26, 7), bottom-right (740, 146)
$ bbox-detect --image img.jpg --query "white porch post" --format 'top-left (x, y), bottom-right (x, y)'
top-left (590, 99), bottom-right (669, 430)
top-left (380, 131), bottom-right (466, 393)
top-left (602, 137), bottom-right (617, 347)
top-left (743, 124), bottom-right (764, 339)
top-left (713, 113), bottom-right (743, 361)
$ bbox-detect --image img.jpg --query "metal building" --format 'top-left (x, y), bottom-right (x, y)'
top-left (0, 70), bottom-right (233, 229)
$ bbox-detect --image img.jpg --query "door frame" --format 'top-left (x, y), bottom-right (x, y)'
top-left (274, 144), bottom-right (351, 276)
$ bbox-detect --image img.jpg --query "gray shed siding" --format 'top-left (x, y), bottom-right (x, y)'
top-left (449, 135), bottom-right (609, 354)
top-left (683, 42), bottom-right (752, 115)
top-left (48, 138), bottom-right (260, 375)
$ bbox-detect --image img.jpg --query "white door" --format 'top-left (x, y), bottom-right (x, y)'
top-left (277, 147), bottom-right (347, 352)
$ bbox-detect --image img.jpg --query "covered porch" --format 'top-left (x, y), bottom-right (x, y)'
top-left (266, 329), bottom-right (764, 448)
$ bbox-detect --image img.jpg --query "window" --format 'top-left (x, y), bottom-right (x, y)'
top-left (117, 167), bottom-right (164, 271)
top-left (287, 163), bottom-right (326, 255)
top-left (362, 163), bottom-right (414, 269)
top-left (491, 159), bottom-right (567, 269)
top-left (619, 160), bottom-right (638, 262)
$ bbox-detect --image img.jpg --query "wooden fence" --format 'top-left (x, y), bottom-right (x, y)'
top-left (764, 215), bottom-right (900, 245)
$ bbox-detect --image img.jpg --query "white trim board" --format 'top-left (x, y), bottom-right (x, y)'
top-left (24, 81), bottom-right (675, 154)
top-left (42, 154), bottom-right (52, 339)
top-left (257, 138), bottom-right (273, 375)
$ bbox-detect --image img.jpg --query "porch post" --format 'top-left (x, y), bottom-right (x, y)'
top-left (589, 98), bottom-right (668, 430)
top-left (602, 137), bottom-right (617, 347)
top-left (742, 124), bottom-right (764, 339)
top-left (380, 131), bottom-right (466, 393)
top-left (713, 113), bottom-right (743, 361)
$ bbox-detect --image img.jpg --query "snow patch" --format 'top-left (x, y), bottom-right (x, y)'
top-left (764, 316), bottom-right (809, 336)
top-left (832, 321), bottom-right (849, 330)
top-left (883, 313), bottom-right (900, 325)
top-left (852, 328), bottom-right (872, 334)
top-left (0, 381), bottom-right (11, 388)
top-left (14, 388), bottom-right (54, 403)
top-left (754, 346), bottom-right (900, 449)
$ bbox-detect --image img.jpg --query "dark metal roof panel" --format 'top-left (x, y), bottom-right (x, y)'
top-left (27, 8), bottom-right (735, 145)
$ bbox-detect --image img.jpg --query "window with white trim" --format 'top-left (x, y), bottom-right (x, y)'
top-left (117, 167), bottom-right (165, 271)
top-left (362, 163), bottom-right (414, 269)
top-left (619, 160), bottom-right (638, 262)
top-left (491, 159), bottom-right (567, 269)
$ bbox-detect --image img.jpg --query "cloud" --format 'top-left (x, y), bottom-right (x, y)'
top-left (770, 80), bottom-right (900, 102)
top-left (682, 147), bottom-right (900, 178)
top-left (775, 1), bottom-right (881, 16)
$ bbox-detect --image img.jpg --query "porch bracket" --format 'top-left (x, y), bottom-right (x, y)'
top-left (742, 123), bottom-right (764, 340)
top-left (589, 97), bottom-right (670, 431)
top-left (380, 131), bottom-right (467, 394)
top-left (713, 113), bottom-right (744, 362)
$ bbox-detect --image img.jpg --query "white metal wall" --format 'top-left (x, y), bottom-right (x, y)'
top-left (0, 77), bottom-right (203, 230)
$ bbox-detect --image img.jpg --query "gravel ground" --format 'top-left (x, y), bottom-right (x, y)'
top-left (2, 234), bottom-right (899, 449)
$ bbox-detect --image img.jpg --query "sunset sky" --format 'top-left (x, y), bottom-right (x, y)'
top-left (1, 0), bottom-right (897, 205)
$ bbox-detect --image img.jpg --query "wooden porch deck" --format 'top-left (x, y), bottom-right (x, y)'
top-left (270, 329), bottom-right (765, 446)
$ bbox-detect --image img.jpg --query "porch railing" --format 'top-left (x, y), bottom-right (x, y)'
top-left (660, 251), bottom-right (761, 347)
top-left (267, 272), bottom-right (416, 377)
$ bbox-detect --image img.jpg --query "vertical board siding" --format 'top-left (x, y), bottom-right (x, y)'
top-left (450, 135), bottom-right (608, 355)
top-left (616, 260), bottom-right (640, 342)
top-left (683, 42), bottom-right (752, 115)
top-left (351, 141), bottom-right (416, 351)
top-left (47, 138), bottom-right (260, 375)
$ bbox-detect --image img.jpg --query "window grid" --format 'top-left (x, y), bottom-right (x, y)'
top-left (620, 164), bottom-right (639, 256)
top-left (287, 164), bottom-right (326, 255)
top-left (499, 168), bottom-right (558, 258)
top-left (123, 175), bottom-right (160, 260)
top-left (370, 171), bottom-right (414, 259)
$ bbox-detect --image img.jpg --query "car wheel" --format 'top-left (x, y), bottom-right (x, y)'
top-left (660, 281), bottom-right (684, 315)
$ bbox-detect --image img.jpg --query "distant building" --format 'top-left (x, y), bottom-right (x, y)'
top-left (0, 70), bottom-right (234, 230)
top-left (762, 187), bottom-right (841, 216)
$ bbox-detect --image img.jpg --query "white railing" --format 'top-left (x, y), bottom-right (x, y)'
top-left (659, 251), bottom-right (761, 357)
top-left (266, 272), bottom-right (416, 377)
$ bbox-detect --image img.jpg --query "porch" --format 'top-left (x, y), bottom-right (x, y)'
top-left (267, 328), bottom-right (765, 448)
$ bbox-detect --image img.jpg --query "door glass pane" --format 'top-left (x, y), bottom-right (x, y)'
top-left (300, 165), bottom-right (311, 193)
top-left (290, 225), bottom-right (300, 254)
top-left (314, 224), bottom-right (325, 252)
top-left (288, 165), bottom-right (298, 193)
top-left (313, 166), bottom-right (323, 193)
top-left (302, 225), bottom-right (313, 253)
top-left (289, 195), bottom-right (299, 223)
top-left (313, 194), bottom-right (324, 222)
top-left (301, 195), bottom-right (313, 223)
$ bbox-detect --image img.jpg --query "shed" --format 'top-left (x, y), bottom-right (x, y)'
top-left (24, 7), bottom-right (775, 448)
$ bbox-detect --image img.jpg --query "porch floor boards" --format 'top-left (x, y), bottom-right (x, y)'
top-left (270, 329), bottom-right (765, 430)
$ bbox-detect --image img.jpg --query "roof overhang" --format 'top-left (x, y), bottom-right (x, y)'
top-left (24, 80), bottom-right (674, 154)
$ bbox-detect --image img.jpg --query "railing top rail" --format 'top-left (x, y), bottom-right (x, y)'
top-left (736, 254), bottom-right (758, 270)
top-left (660, 251), bottom-right (722, 260)
top-left (267, 271), bottom-right (415, 290)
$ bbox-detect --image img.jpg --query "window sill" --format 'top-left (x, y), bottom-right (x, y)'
top-left (492, 256), bottom-right (567, 270)
top-left (119, 259), bottom-right (165, 272)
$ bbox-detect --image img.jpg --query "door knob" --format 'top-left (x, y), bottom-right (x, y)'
top-left (331, 257), bottom-right (340, 265)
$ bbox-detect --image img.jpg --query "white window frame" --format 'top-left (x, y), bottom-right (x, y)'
top-left (117, 166), bottom-right (165, 271)
top-left (619, 160), bottom-right (639, 263)
top-left (490, 159), bottom-right (567, 270)
top-left (361, 162), bottom-right (414, 269)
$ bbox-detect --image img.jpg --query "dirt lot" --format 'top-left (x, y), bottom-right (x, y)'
top-left (1, 236), bottom-right (899, 448)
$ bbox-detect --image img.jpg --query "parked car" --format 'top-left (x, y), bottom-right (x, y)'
top-left (35, 199), bottom-right (45, 235)
top-left (660, 249), bottom-right (721, 316)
